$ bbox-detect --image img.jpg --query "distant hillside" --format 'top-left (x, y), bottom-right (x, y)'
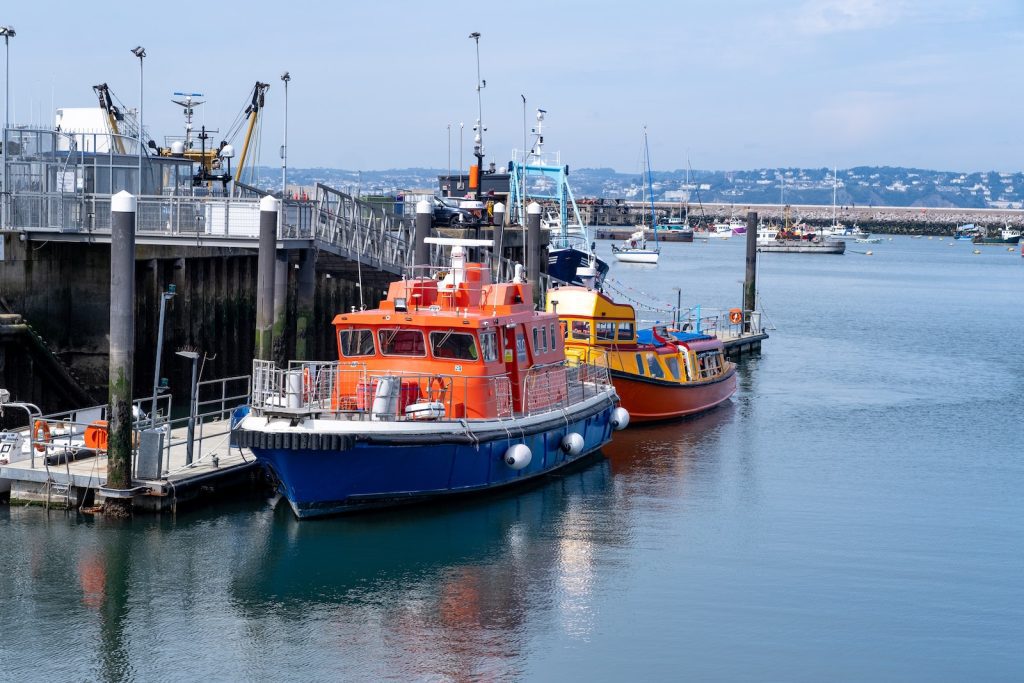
top-left (254, 165), bottom-right (1024, 210)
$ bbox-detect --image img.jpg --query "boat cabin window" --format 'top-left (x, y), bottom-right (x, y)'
top-left (665, 356), bottom-right (681, 381)
top-left (430, 331), bottom-right (479, 361)
top-left (550, 323), bottom-right (558, 350)
top-left (533, 326), bottom-right (548, 353)
top-left (696, 350), bottom-right (721, 378)
top-left (617, 322), bottom-right (635, 341)
top-left (480, 330), bottom-right (498, 362)
top-left (646, 354), bottom-right (665, 379)
top-left (596, 322), bottom-right (615, 341)
top-left (571, 320), bottom-right (591, 340)
top-left (560, 321), bottom-right (568, 339)
top-left (339, 328), bottom-right (375, 357)
top-left (378, 328), bottom-right (426, 356)
top-left (635, 353), bottom-right (645, 376)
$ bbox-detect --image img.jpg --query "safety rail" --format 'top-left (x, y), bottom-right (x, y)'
top-left (12, 394), bottom-right (172, 470)
top-left (253, 359), bottom-right (514, 421)
top-left (249, 359), bottom-right (618, 422)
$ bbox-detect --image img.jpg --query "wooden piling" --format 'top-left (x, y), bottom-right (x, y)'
top-left (743, 210), bottom-right (758, 329)
top-left (414, 200), bottom-right (431, 273)
top-left (527, 202), bottom-right (541, 300)
top-left (295, 248), bottom-right (316, 360)
top-left (255, 196), bottom-right (279, 361)
top-left (104, 191), bottom-right (136, 517)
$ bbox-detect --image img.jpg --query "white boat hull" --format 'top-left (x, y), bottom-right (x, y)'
top-left (613, 250), bottom-right (660, 263)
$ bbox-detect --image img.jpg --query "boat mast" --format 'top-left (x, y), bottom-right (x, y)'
top-left (832, 165), bottom-right (837, 227)
top-left (644, 126), bottom-right (658, 245)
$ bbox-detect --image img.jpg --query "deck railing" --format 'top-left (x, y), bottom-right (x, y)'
top-left (249, 358), bottom-right (610, 422)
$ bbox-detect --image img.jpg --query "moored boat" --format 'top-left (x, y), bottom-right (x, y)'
top-left (613, 127), bottom-right (660, 264)
top-left (545, 283), bottom-right (736, 423)
top-left (234, 238), bottom-right (627, 518)
top-left (972, 226), bottom-right (1021, 245)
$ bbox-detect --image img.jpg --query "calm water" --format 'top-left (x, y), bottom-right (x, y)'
top-left (2, 236), bottom-right (1022, 682)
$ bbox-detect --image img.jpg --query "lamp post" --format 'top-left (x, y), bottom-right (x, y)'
top-left (176, 350), bottom-right (200, 466)
top-left (150, 284), bottom-right (176, 422)
top-left (130, 46), bottom-right (145, 195)
top-left (1, 26), bottom-right (14, 230)
top-left (458, 122), bottom-right (464, 190)
top-left (446, 123), bottom-right (451, 196)
top-left (280, 71), bottom-right (290, 198)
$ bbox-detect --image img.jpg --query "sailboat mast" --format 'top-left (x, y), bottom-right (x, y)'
top-left (832, 165), bottom-right (837, 226)
top-left (644, 127), bottom-right (658, 244)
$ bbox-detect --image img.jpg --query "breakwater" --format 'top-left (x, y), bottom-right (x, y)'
top-left (587, 202), bottom-right (1024, 236)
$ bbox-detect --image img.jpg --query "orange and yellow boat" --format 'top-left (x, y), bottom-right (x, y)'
top-left (546, 284), bottom-right (736, 424)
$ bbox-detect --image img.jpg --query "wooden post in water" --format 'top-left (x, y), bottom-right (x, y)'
top-left (273, 250), bottom-right (289, 364)
top-left (104, 191), bottom-right (136, 517)
top-left (295, 248), bottom-right (316, 360)
top-left (743, 211), bottom-right (758, 331)
top-left (414, 200), bottom-right (431, 273)
top-left (255, 196), bottom-right (279, 361)
top-left (491, 201), bottom-right (505, 278)
top-left (527, 202), bottom-right (541, 302)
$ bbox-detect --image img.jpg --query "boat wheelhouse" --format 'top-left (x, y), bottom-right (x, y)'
top-left (234, 238), bottom-right (626, 518)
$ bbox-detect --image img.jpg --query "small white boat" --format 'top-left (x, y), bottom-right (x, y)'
top-left (614, 127), bottom-right (660, 264)
top-left (612, 230), bottom-right (660, 263)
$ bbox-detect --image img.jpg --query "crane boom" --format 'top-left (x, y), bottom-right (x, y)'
top-left (92, 83), bottom-right (127, 154)
top-left (233, 82), bottom-right (270, 187)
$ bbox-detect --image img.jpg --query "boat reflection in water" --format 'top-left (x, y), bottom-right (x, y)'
top-left (230, 458), bottom-right (622, 680)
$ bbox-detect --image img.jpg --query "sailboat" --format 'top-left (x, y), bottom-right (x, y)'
top-left (612, 127), bottom-right (661, 263)
top-left (821, 167), bottom-right (869, 241)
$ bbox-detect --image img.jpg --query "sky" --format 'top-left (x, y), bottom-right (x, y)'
top-left (2, 0), bottom-right (1023, 173)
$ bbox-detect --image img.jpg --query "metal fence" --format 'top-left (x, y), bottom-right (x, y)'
top-left (247, 358), bottom-right (616, 423)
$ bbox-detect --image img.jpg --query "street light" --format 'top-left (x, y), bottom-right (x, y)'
top-left (458, 122), bottom-right (464, 190)
top-left (130, 46), bottom-right (146, 195)
top-left (1, 26), bottom-right (15, 230)
top-left (175, 350), bottom-right (200, 466)
top-left (150, 284), bottom-right (176, 422)
top-left (280, 71), bottom-right (290, 198)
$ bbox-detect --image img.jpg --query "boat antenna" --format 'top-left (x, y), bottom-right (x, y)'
top-left (469, 31), bottom-right (486, 202)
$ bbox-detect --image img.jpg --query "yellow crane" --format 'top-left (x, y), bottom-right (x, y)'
top-left (92, 83), bottom-right (127, 154)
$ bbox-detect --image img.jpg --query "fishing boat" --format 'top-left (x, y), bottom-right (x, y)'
top-left (972, 226), bottom-right (1022, 245)
top-left (545, 281), bottom-right (736, 423)
top-left (757, 206), bottom-right (846, 254)
top-left (233, 238), bottom-right (628, 519)
top-left (657, 215), bottom-right (695, 242)
top-left (613, 127), bottom-right (661, 263)
top-left (954, 224), bottom-right (980, 240)
top-left (508, 109), bottom-right (608, 285)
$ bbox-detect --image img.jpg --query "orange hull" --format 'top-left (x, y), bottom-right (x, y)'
top-left (611, 366), bottom-right (737, 423)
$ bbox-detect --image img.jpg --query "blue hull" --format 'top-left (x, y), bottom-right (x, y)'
top-left (547, 248), bottom-right (609, 286)
top-left (251, 408), bottom-right (615, 518)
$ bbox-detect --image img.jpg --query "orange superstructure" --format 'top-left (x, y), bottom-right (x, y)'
top-left (330, 246), bottom-right (565, 419)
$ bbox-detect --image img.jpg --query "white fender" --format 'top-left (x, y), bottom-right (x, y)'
top-left (504, 443), bottom-right (532, 470)
top-left (611, 406), bottom-right (630, 431)
top-left (561, 432), bottom-right (585, 456)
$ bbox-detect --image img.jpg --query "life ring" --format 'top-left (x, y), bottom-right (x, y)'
top-left (83, 420), bottom-right (109, 451)
top-left (33, 420), bottom-right (51, 452)
top-left (430, 375), bottom-right (448, 401)
top-left (302, 367), bottom-right (313, 403)
top-left (681, 322), bottom-right (693, 332)
top-left (728, 308), bottom-right (743, 324)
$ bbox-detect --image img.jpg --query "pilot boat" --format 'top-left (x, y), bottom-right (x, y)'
top-left (546, 280), bottom-right (736, 423)
top-left (234, 238), bottom-right (627, 518)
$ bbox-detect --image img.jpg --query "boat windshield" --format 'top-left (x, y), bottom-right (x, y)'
top-left (378, 328), bottom-right (426, 356)
top-left (339, 328), bottom-right (375, 356)
top-left (430, 330), bottom-right (479, 361)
